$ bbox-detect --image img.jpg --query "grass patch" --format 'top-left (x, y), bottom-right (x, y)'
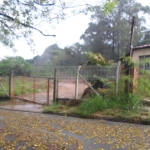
top-left (43, 103), bottom-right (79, 116)
top-left (78, 96), bottom-right (106, 117)
top-left (43, 103), bottom-right (69, 113)
top-left (0, 76), bottom-right (48, 97)
top-left (78, 93), bottom-right (143, 117)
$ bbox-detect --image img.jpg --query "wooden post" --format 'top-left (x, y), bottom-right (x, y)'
top-left (9, 70), bottom-right (14, 99)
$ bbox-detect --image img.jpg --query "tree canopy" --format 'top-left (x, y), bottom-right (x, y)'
top-left (0, 56), bottom-right (31, 76)
top-left (0, 0), bottom-right (117, 51)
top-left (80, 0), bottom-right (150, 61)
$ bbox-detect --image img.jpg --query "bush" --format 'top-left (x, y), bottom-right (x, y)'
top-left (0, 56), bottom-right (31, 76)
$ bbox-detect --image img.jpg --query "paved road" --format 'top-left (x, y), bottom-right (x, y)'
top-left (0, 109), bottom-right (150, 150)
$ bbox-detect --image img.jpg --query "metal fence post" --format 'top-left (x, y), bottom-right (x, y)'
top-left (22, 76), bottom-right (24, 99)
top-left (53, 68), bottom-right (58, 103)
top-left (9, 70), bottom-right (14, 99)
top-left (47, 78), bottom-right (50, 105)
top-left (116, 61), bottom-right (121, 94)
top-left (33, 77), bottom-right (36, 102)
top-left (75, 66), bottom-right (81, 99)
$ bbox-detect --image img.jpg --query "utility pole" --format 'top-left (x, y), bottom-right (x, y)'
top-left (125, 16), bottom-right (136, 93)
top-left (117, 29), bottom-right (120, 60)
top-left (129, 16), bottom-right (136, 57)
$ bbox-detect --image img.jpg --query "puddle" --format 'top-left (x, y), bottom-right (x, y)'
top-left (0, 99), bottom-right (44, 112)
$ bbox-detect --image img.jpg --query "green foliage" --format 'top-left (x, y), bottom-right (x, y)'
top-left (85, 51), bottom-right (110, 66)
top-left (137, 58), bottom-right (150, 97)
top-left (64, 43), bottom-right (86, 65)
top-left (78, 96), bottom-right (107, 117)
top-left (79, 74), bottom-right (144, 117)
top-left (0, 57), bottom-right (31, 76)
top-left (103, 0), bottom-right (118, 14)
top-left (0, 77), bottom-right (9, 97)
top-left (80, 0), bottom-right (150, 60)
top-left (43, 103), bottom-right (67, 113)
top-left (120, 56), bottom-right (136, 68)
top-left (0, 0), bottom-right (117, 51)
top-left (78, 90), bottom-right (142, 117)
top-left (91, 77), bottom-right (109, 88)
top-left (138, 76), bottom-right (150, 97)
top-left (83, 51), bottom-right (111, 89)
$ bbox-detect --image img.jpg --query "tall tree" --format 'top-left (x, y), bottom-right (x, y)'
top-left (137, 30), bottom-right (150, 46)
top-left (64, 43), bottom-right (86, 65)
top-left (0, 0), bottom-right (117, 51)
top-left (80, 0), bottom-right (150, 61)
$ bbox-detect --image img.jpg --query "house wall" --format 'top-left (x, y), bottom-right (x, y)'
top-left (132, 48), bottom-right (150, 61)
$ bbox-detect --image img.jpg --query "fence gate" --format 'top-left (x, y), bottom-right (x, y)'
top-left (54, 63), bottom-right (120, 101)
top-left (0, 76), bottom-right (9, 98)
top-left (12, 63), bottom-right (120, 104)
top-left (14, 68), bottom-right (54, 105)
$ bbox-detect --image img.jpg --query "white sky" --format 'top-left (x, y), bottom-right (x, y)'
top-left (0, 0), bottom-right (150, 60)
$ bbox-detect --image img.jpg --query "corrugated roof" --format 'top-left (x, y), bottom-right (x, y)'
top-left (133, 44), bottom-right (150, 50)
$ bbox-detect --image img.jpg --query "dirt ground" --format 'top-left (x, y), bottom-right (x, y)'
top-left (58, 80), bottom-right (88, 99)
top-left (17, 80), bottom-right (88, 105)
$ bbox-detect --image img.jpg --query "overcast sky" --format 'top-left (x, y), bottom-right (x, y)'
top-left (0, 0), bottom-right (150, 60)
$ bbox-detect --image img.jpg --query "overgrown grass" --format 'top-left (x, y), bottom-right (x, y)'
top-left (78, 92), bottom-right (143, 117)
top-left (0, 76), bottom-right (48, 97)
top-left (78, 96), bottom-right (106, 117)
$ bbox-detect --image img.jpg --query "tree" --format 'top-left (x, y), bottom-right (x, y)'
top-left (85, 51), bottom-right (110, 66)
top-left (64, 43), bottom-right (86, 65)
top-left (0, 56), bottom-right (31, 76)
top-left (137, 30), bottom-right (150, 46)
top-left (83, 51), bottom-right (111, 90)
top-left (80, 0), bottom-right (150, 61)
top-left (0, 0), bottom-right (117, 51)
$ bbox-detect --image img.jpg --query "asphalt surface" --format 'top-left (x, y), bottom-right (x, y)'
top-left (0, 109), bottom-right (150, 150)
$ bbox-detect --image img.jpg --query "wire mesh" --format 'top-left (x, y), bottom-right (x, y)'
top-left (57, 79), bottom-right (89, 99)
top-left (14, 76), bottom-right (53, 105)
top-left (0, 76), bottom-right (9, 98)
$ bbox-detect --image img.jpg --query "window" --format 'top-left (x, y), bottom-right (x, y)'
top-left (139, 55), bottom-right (150, 73)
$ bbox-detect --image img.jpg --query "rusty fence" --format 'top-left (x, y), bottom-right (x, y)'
top-left (13, 76), bottom-right (53, 105)
top-left (53, 64), bottom-right (120, 101)
top-left (9, 63), bottom-right (121, 105)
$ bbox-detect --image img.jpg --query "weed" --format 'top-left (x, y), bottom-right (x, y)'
top-left (78, 96), bottom-right (107, 117)
top-left (43, 103), bottom-right (67, 113)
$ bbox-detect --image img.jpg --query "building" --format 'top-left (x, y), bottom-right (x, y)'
top-left (132, 44), bottom-right (150, 61)
top-left (132, 44), bottom-right (150, 72)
